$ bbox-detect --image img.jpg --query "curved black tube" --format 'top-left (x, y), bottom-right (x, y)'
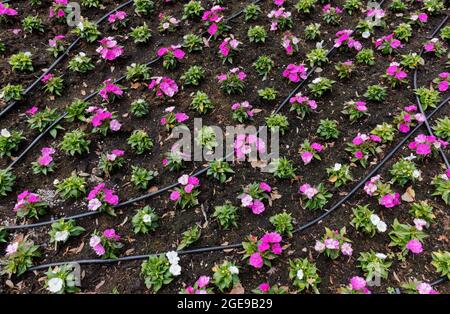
top-left (0, 0), bottom-right (135, 119)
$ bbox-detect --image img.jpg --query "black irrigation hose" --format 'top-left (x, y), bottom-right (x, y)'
top-left (413, 16), bottom-right (450, 169)
top-left (0, 0), bottom-right (135, 119)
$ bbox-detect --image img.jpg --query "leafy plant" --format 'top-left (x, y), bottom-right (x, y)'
top-left (44, 264), bottom-right (80, 294)
top-left (126, 63), bottom-right (150, 82)
top-left (300, 183), bottom-right (332, 210)
top-left (27, 107), bottom-right (64, 137)
top-left (316, 119), bottom-right (340, 139)
top-left (55, 173), bottom-right (87, 199)
top-left (9, 51), bottom-right (33, 72)
top-left (415, 87), bottom-right (440, 110)
top-left (22, 15), bottom-right (44, 33)
top-left (357, 251), bottom-right (392, 282)
top-left (212, 260), bottom-right (240, 292)
top-left (182, 0), bottom-right (204, 20)
top-left (141, 255), bottom-right (174, 292)
top-left (65, 99), bottom-right (89, 122)
top-left (196, 126), bottom-right (218, 151)
top-left (306, 47), bottom-right (329, 67)
top-left (409, 201), bottom-right (435, 222)
top-left (389, 159), bottom-right (420, 187)
top-left (49, 219), bottom-right (85, 245)
top-left (73, 19), bottom-right (100, 42)
top-left (130, 99), bottom-right (149, 118)
top-left (1, 84), bottom-right (24, 101)
top-left (132, 206), bottom-right (159, 234)
top-left (288, 258), bottom-right (320, 293)
top-left (364, 84), bottom-right (387, 102)
top-left (253, 55), bottom-right (274, 79)
top-left (295, 0), bottom-right (317, 14)
top-left (0, 169), bottom-right (15, 197)
top-left (265, 114), bottom-right (289, 135)
top-left (304, 23), bottom-right (321, 40)
top-left (308, 77), bottom-right (335, 97)
top-left (272, 157), bottom-right (296, 179)
top-left (431, 251), bottom-right (450, 279)
top-left (128, 130), bottom-right (153, 154)
top-left (134, 0), bottom-right (154, 16)
top-left (432, 117), bottom-right (450, 141)
top-left (394, 23), bottom-right (413, 42)
top-left (432, 174), bottom-right (450, 204)
top-left (131, 166), bottom-right (157, 190)
top-left (258, 87), bottom-right (278, 101)
top-left (181, 65), bottom-right (205, 86)
top-left (248, 25), bottom-right (267, 43)
top-left (212, 203), bottom-right (238, 230)
top-left (60, 129), bottom-right (91, 156)
top-left (1, 239), bottom-right (40, 277)
top-left (182, 33), bottom-right (203, 52)
top-left (351, 205), bottom-right (381, 237)
top-left (356, 48), bottom-right (376, 65)
top-left (327, 163), bottom-right (353, 188)
top-left (0, 129), bottom-right (24, 157)
top-left (388, 219), bottom-right (428, 253)
top-left (68, 52), bottom-right (95, 73)
top-left (177, 225), bottom-right (201, 250)
top-left (42, 75), bottom-right (64, 96)
top-left (270, 212), bottom-right (294, 237)
top-left (244, 3), bottom-right (261, 21)
top-left (191, 91), bottom-right (214, 114)
top-left (207, 160), bottom-right (234, 183)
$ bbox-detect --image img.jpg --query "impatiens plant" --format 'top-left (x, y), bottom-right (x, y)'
top-left (383, 62), bottom-right (408, 87)
top-left (334, 29), bottom-right (362, 51)
top-left (364, 175), bottom-right (401, 208)
top-left (308, 77), bottom-right (335, 97)
top-left (49, 219), bottom-right (84, 245)
top-left (32, 147), bottom-right (56, 175)
top-left (289, 93), bottom-right (317, 119)
top-left (130, 99), bottom-right (149, 117)
top-left (269, 212), bottom-right (294, 237)
top-left (99, 80), bottom-right (124, 103)
top-left (96, 37), bottom-right (123, 61)
top-left (183, 276), bottom-right (213, 294)
top-left (191, 91), bottom-right (214, 114)
top-left (408, 134), bottom-right (448, 158)
top-left (271, 157), bottom-right (296, 179)
top-left (44, 264), bottom-right (80, 294)
top-left (371, 122), bottom-right (396, 143)
top-left (231, 101), bottom-right (254, 123)
top-left (126, 63), bottom-right (150, 82)
top-left (322, 4), bottom-right (343, 25)
top-left (181, 65), bottom-right (205, 86)
top-left (1, 84), bottom-right (24, 102)
top-left (219, 36), bottom-right (241, 64)
top-left (158, 13), bottom-right (179, 32)
top-left (27, 107), bottom-right (64, 137)
top-left (207, 160), bottom-right (234, 183)
top-left (108, 11), bottom-right (127, 29)
top-left (351, 205), bottom-right (387, 237)
top-left (243, 232), bottom-right (283, 269)
top-left (388, 219), bottom-right (427, 257)
top-left (253, 55), bottom-right (274, 79)
top-left (89, 229), bottom-right (123, 259)
top-left (389, 159), bottom-right (421, 186)
top-left (239, 182), bottom-right (271, 215)
top-left (41, 74), bottom-right (64, 96)
top-left (130, 23), bottom-right (152, 43)
top-left (327, 163), bottom-right (353, 188)
top-left (415, 87), bottom-right (441, 110)
top-left (87, 107), bottom-right (120, 136)
top-left (212, 203), bottom-right (238, 230)
top-left (282, 33), bottom-right (299, 55)
top-left (432, 171), bottom-right (450, 204)
top-left (424, 38), bottom-right (447, 57)
top-left (268, 7), bottom-right (292, 31)
top-left (55, 173), bottom-right (86, 199)
top-left (149, 76), bottom-right (179, 98)
top-left (13, 190), bottom-right (48, 219)
top-left (128, 130), bottom-right (153, 154)
top-left (160, 107), bottom-right (189, 131)
top-left (342, 100), bottom-right (368, 123)
top-left (212, 260), bottom-right (240, 292)
top-left (375, 34), bottom-right (403, 54)
top-left (170, 175), bottom-right (200, 209)
top-left (283, 63), bottom-right (307, 83)
top-left (288, 258), bottom-right (320, 293)
top-left (0, 128), bottom-right (24, 157)
top-left (433, 72), bottom-right (450, 93)
top-left (68, 52), bottom-right (95, 73)
top-left (217, 68), bottom-right (246, 94)
top-left (141, 253), bottom-right (179, 292)
top-left (86, 183), bottom-right (119, 215)
top-left (300, 140), bottom-right (323, 165)
top-left (346, 133), bottom-right (381, 168)
top-left (400, 280), bottom-right (439, 294)
top-left (314, 227), bottom-right (352, 259)
top-left (253, 283), bottom-right (288, 294)
top-left (73, 19), bottom-right (101, 42)
top-left (9, 51), bottom-right (33, 72)
top-left (400, 52), bottom-right (424, 69)
top-left (132, 206), bottom-right (159, 234)
top-left (340, 276), bottom-right (371, 294)
top-left (98, 149), bottom-right (125, 175)
top-left (0, 239), bottom-right (40, 277)
top-left (0, 168), bottom-right (16, 197)
top-left (202, 5), bottom-right (225, 36)
top-left (431, 251), bottom-right (450, 279)
top-left (393, 105), bottom-right (424, 133)
top-left (299, 183), bottom-right (332, 210)
top-left (65, 99), bottom-right (89, 123)
top-left (177, 225), bottom-right (201, 250)
top-left (130, 166), bottom-right (158, 190)
top-left (357, 251), bottom-right (392, 282)
top-left (409, 201), bottom-right (435, 222)
top-left (157, 45), bottom-right (185, 69)
top-left (335, 60), bottom-right (355, 79)
top-left (317, 119), bottom-right (340, 140)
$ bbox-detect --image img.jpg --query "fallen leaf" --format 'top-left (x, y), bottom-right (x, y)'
top-left (229, 283), bottom-right (245, 294)
top-left (401, 186), bottom-right (415, 202)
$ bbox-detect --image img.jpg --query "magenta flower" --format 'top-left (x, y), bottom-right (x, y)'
top-left (249, 252), bottom-right (264, 268)
top-left (0, 3), bottom-right (18, 16)
top-left (99, 79), bottom-right (123, 101)
top-left (251, 199), bottom-right (265, 215)
top-left (259, 283), bottom-right (270, 292)
top-left (149, 76), bottom-right (179, 98)
top-left (170, 190), bottom-right (181, 201)
top-left (96, 37), bottom-right (124, 61)
top-left (157, 45), bottom-right (185, 59)
top-left (406, 239), bottom-right (423, 254)
top-left (379, 193), bottom-right (401, 208)
top-left (283, 63), bottom-right (308, 83)
top-left (259, 182), bottom-right (271, 193)
top-left (26, 106), bottom-right (38, 116)
top-left (350, 276), bottom-right (367, 290)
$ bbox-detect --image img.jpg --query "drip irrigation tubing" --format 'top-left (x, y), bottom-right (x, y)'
top-left (4, 0), bottom-right (378, 230)
top-left (413, 16), bottom-right (450, 169)
top-left (0, 0), bottom-right (135, 119)
top-left (4, 0), bottom-right (264, 170)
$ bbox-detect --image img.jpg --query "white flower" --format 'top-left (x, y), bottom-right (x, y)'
top-left (375, 253), bottom-right (387, 260)
top-left (54, 231), bottom-right (70, 242)
top-left (47, 277), bottom-right (64, 293)
top-left (166, 251), bottom-right (180, 265)
top-left (370, 214), bottom-right (381, 225)
top-left (362, 31), bottom-right (371, 39)
top-left (229, 266), bottom-right (239, 275)
top-left (88, 198), bottom-right (102, 211)
top-left (79, 52), bottom-right (86, 57)
top-left (296, 269), bottom-right (304, 280)
top-left (412, 170), bottom-right (422, 179)
top-left (24, 51), bottom-right (32, 57)
top-left (77, 21), bottom-right (84, 31)
top-left (142, 214), bottom-right (152, 224)
top-left (312, 77), bottom-right (321, 84)
top-left (240, 194), bottom-right (253, 207)
top-left (169, 263), bottom-right (181, 276)
top-left (1, 129), bottom-right (11, 138)
top-left (333, 163), bottom-right (342, 171)
top-left (376, 220), bottom-right (387, 232)
top-left (314, 240), bottom-right (325, 252)
top-left (177, 175), bottom-right (189, 186)
top-left (89, 235), bottom-right (101, 248)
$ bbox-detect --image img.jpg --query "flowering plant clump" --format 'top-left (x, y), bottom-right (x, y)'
top-left (239, 182), bottom-right (271, 215)
top-left (0, 239), bottom-right (40, 277)
top-left (98, 149), bottom-right (125, 175)
top-left (108, 11), bottom-right (127, 29)
top-left (315, 227), bottom-right (353, 259)
top-left (0, 128), bottom-right (24, 158)
top-left (424, 38), bottom-right (447, 57)
top-left (158, 13), bottom-right (180, 32)
top-left (346, 133), bottom-right (381, 168)
top-left (89, 229), bottom-right (123, 259)
top-left (351, 205), bottom-right (387, 237)
top-left (49, 219), bottom-right (84, 245)
top-left (49, 0), bottom-right (69, 21)
top-left (157, 45), bottom-right (185, 70)
top-left (432, 171), bottom-right (450, 205)
top-left (389, 159), bottom-right (422, 187)
top-left (335, 60), bottom-right (355, 79)
top-left (87, 183), bottom-right (119, 215)
top-left (342, 100), bottom-right (368, 123)
top-left (327, 163), bottom-right (353, 188)
top-left (299, 140), bottom-right (323, 165)
top-left (433, 72), bottom-right (450, 92)
top-left (389, 219), bottom-right (427, 257)
top-left (32, 147), bottom-right (56, 175)
top-left (393, 105), bottom-right (425, 133)
top-left (252, 282), bottom-right (288, 294)
top-left (308, 77), bottom-right (335, 97)
top-left (68, 52), bottom-right (95, 73)
top-left (149, 76), bottom-right (179, 98)
top-left (408, 134), bottom-right (448, 158)
top-left (283, 63), bottom-right (308, 83)
top-left (219, 36), bottom-right (241, 64)
top-left (212, 260), bottom-right (240, 292)
top-left (202, 5), bottom-right (225, 36)
top-left (41, 74), bottom-right (64, 96)
top-left (357, 251), bottom-right (392, 282)
top-left (363, 175), bottom-right (401, 208)
top-left (299, 183), bottom-right (332, 210)
top-left (268, 7), bottom-right (292, 31)
top-left (170, 175), bottom-right (200, 209)
top-left (96, 37), bottom-right (124, 61)
top-left (47, 35), bottom-right (65, 57)
top-left (242, 232), bottom-right (283, 269)
top-left (217, 68), bottom-right (246, 94)
top-left (288, 258), bottom-right (320, 293)
top-left (0, 3), bottom-right (18, 20)
top-left (44, 264), bottom-right (80, 294)
top-left (333, 29), bottom-right (362, 51)
top-left (375, 34), bottom-right (403, 54)
top-left (282, 32), bottom-right (300, 55)
top-left (289, 93), bottom-right (317, 119)
top-left (431, 251), bottom-right (450, 280)
top-left (383, 62), bottom-right (408, 87)
top-left (231, 101), bottom-right (254, 123)
top-left (322, 4), bottom-right (343, 25)
top-left (340, 276), bottom-right (371, 294)
top-left (87, 106), bottom-right (121, 135)
top-left (160, 107), bottom-right (189, 131)
top-left (141, 252), bottom-right (180, 292)
top-left (183, 276), bottom-right (214, 294)
top-left (13, 190), bottom-right (48, 219)
top-left (98, 79), bottom-right (124, 103)
top-left (132, 206), bottom-right (159, 234)
top-left (400, 280), bottom-right (439, 294)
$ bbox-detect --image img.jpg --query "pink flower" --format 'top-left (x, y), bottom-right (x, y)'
top-left (103, 228), bottom-right (120, 240)
top-left (196, 276), bottom-right (210, 288)
top-left (170, 190), bottom-right (181, 201)
top-left (93, 243), bottom-right (106, 256)
top-left (109, 119), bottom-right (122, 131)
top-left (249, 252), bottom-right (264, 268)
top-left (188, 176), bottom-right (200, 186)
top-left (96, 37), bottom-right (124, 61)
top-left (350, 276), bottom-right (366, 290)
top-left (259, 182), bottom-right (271, 193)
top-left (259, 283), bottom-right (270, 292)
top-left (88, 198), bottom-right (102, 211)
top-left (341, 242), bottom-right (353, 256)
top-left (26, 106), bottom-right (38, 116)
top-left (417, 282), bottom-right (438, 294)
top-left (438, 81), bottom-right (448, 92)
top-left (399, 123), bottom-right (410, 133)
top-left (271, 243), bottom-right (283, 255)
top-left (283, 64), bottom-right (308, 83)
top-left (406, 239), bottom-right (423, 254)
top-left (299, 183), bottom-right (318, 199)
top-left (175, 112), bottom-right (189, 123)
top-left (38, 154), bottom-right (53, 166)
top-left (379, 193), bottom-right (401, 208)
top-left (251, 199), bottom-right (265, 215)
top-left (354, 151), bottom-right (364, 159)
top-left (99, 80), bottom-right (123, 101)
top-left (149, 76), bottom-right (179, 98)
top-left (5, 242), bottom-right (18, 256)
top-left (301, 151), bottom-right (314, 164)
top-left (314, 241), bottom-right (325, 252)
top-left (324, 238), bottom-right (339, 250)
